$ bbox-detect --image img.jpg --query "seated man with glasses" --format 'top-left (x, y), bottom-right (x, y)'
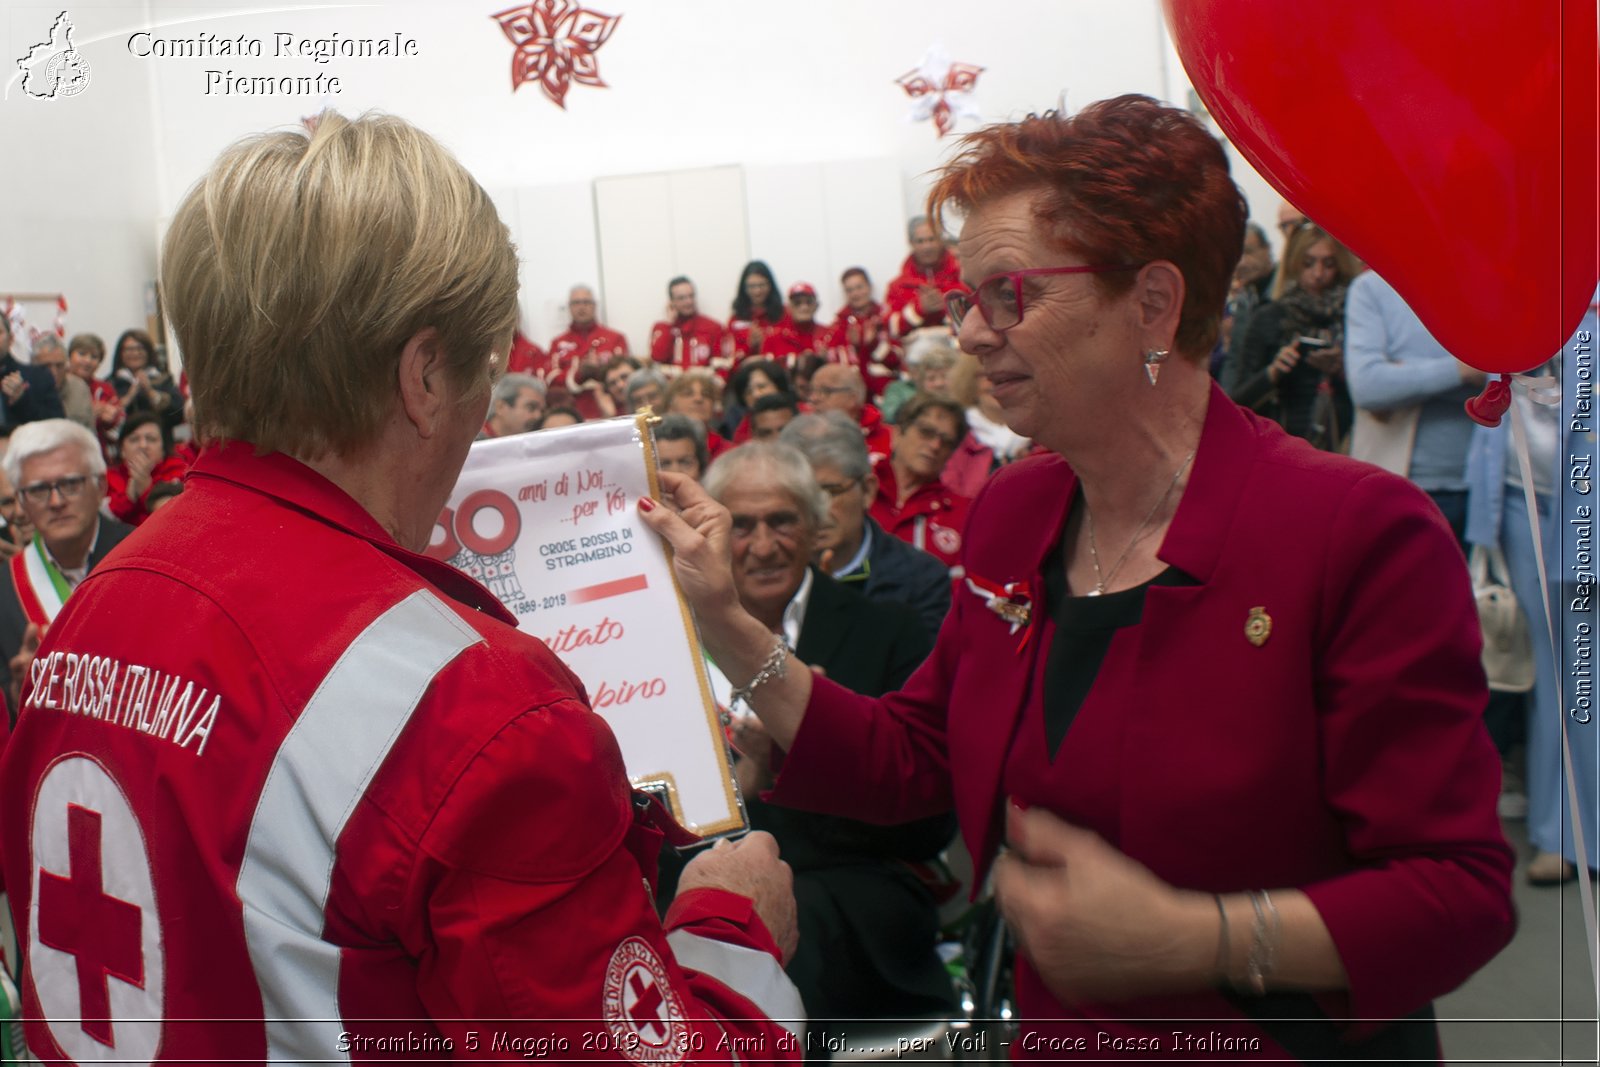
top-left (807, 364), bottom-right (892, 463)
top-left (701, 442), bottom-right (955, 1032)
top-left (779, 413), bottom-right (952, 637)
top-left (0, 419), bottom-right (133, 720)
top-left (869, 393), bottom-right (972, 574)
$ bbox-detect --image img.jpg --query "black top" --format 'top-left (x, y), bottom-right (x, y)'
top-left (1039, 499), bottom-right (1440, 1060)
top-left (1039, 506), bottom-right (1196, 759)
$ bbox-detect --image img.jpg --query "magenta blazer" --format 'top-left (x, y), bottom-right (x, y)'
top-left (771, 383), bottom-right (1514, 1051)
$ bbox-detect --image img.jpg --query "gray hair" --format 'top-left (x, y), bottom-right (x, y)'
top-left (625, 368), bottom-right (669, 406)
top-left (904, 334), bottom-right (958, 369)
top-left (3, 418), bottom-right (107, 486)
top-left (492, 372), bottom-right (545, 407)
top-left (779, 412), bottom-right (871, 480)
top-left (703, 442), bottom-right (828, 534)
top-left (31, 334), bottom-right (66, 359)
top-left (907, 214), bottom-right (931, 242)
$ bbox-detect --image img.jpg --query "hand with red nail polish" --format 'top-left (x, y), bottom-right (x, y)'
top-left (637, 471), bottom-right (740, 622)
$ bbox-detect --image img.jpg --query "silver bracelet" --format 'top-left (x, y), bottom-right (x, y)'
top-left (729, 638), bottom-right (788, 709)
top-left (1244, 889), bottom-right (1281, 994)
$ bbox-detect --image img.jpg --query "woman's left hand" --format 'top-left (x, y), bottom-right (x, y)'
top-left (731, 714), bottom-right (777, 795)
top-left (994, 804), bottom-right (1210, 1004)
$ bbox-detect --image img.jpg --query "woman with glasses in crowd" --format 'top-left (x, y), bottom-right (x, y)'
top-left (642, 96), bottom-right (1513, 1060)
top-left (109, 328), bottom-right (184, 435)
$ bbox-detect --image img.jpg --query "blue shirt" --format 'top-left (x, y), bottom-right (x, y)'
top-left (1345, 271), bottom-right (1480, 491)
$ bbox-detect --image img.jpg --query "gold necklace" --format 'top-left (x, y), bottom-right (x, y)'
top-left (1084, 450), bottom-right (1195, 596)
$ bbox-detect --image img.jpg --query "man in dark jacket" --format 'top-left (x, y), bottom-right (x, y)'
top-left (0, 420), bottom-right (132, 718)
top-left (0, 319), bottom-right (65, 428)
top-left (703, 441), bottom-right (956, 1028)
top-left (780, 412), bottom-right (951, 635)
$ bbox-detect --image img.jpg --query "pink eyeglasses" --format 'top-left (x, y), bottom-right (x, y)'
top-left (945, 264), bottom-right (1142, 331)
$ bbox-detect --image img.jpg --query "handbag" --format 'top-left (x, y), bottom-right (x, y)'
top-left (1471, 544), bottom-right (1534, 693)
top-left (1349, 404), bottom-right (1420, 476)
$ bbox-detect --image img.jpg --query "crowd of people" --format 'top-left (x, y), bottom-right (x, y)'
top-left (1213, 199), bottom-right (1596, 892)
top-left (0, 94), bottom-right (1587, 1062)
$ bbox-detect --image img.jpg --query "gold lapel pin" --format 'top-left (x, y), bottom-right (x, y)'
top-left (1245, 606), bottom-right (1272, 647)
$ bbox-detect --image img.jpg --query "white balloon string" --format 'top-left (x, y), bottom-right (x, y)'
top-left (1508, 398), bottom-right (1599, 1005)
top-left (1512, 371), bottom-right (1562, 407)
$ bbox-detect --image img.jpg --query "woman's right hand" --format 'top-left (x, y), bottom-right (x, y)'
top-left (640, 471), bottom-right (813, 751)
top-left (126, 451), bottom-right (156, 500)
top-left (637, 472), bottom-right (740, 623)
top-left (1268, 344), bottom-right (1302, 384)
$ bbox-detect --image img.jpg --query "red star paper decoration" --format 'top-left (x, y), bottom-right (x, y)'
top-left (896, 46), bottom-right (984, 138)
top-left (492, 0), bottom-right (621, 108)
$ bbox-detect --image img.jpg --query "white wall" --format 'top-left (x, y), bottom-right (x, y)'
top-left (0, 0), bottom-right (163, 361)
top-left (2, 0), bottom-right (1291, 357)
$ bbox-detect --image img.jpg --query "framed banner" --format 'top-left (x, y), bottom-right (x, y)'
top-left (425, 413), bottom-right (743, 838)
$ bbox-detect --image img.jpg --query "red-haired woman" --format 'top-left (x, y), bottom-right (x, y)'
top-left (643, 96), bottom-right (1512, 1060)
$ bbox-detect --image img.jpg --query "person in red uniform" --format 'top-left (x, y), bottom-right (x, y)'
top-left (548, 285), bottom-right (629, 399)
top-left (726, 261), bottom-right (784, 366)
top-left (826, 267), bottom-right (899, 399)
top-left (505, 327), bottom-right (552, 380)
top-left (103, 413), bottom-right (188, 527)
top-left (885, 216), bottom-right (964, 340)
top-left (639, 96), bottom-right (1513, 1060)
top-left (762, 284), bottom-right (830, 367)
top-left (650, 277), bottom-right (729, 377)
top-left (808, 364), bottom-right (890, 463)
top-left (0, 111), bottom-right (803, 1064)
top-left (868, 394), bottom-right (971, 573)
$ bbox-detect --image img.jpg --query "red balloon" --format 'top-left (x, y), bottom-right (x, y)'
top-left (1166, 0), bottom-right (1597, 374)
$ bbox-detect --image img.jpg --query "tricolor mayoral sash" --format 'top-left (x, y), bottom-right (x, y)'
top-left (9, 540), bottom-right (70, 627)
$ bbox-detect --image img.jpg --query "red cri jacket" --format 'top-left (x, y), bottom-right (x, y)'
top-left (104, 454), bottom-right (189, 527)
top-left (506, 331), bottom-right (554, 380)
top-left (885, 249), bottom-right (964, 339)
top-left (826, 303), bottom-right (901, 398)
top-left (548, 324), bottom-right (630, 390)
top-left (650, 315), bottom-right (730, 377)
top-left (760, 315), bottom-right (830, 368)
top-left (869, 455), bottom-right (970, 571)
top-left (858, 405), bottom-right (893, 465)
top-left (0, 442), bottom-right (804, 1063)
top-left (726, 310), bottom-right (778, 365)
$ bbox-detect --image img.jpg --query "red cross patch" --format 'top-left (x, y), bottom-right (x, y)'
top-left (602, 937), bottom-right (687, 1065)
top-left (29, 754), bottom-right (164, 1063)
